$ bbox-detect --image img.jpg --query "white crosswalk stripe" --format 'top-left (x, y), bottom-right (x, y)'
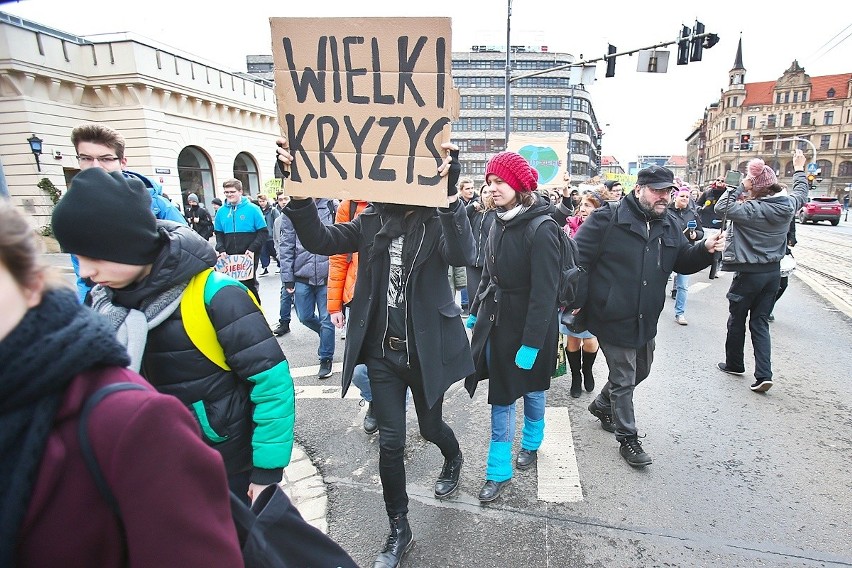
top-left (537, 407), bottom-right (583, 502)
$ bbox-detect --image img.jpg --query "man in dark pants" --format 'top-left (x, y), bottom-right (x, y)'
top-left (715, 150), bottom-right (809, 392)
top-left (277, 138), bottom-right (475, 568)
top-left (574, 165), bottom-right (724, 468)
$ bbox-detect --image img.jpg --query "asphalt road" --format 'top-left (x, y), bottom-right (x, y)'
top-left (258, 218), bottom-right (852, 568)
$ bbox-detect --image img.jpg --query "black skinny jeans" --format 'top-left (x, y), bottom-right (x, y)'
top-left (366, 352), bottom-right (460, 517)
top-left (725, 271), bottom-right (781, 380)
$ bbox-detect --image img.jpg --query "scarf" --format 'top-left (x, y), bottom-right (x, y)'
top-left (496, 203), bottom-right (530, 222)
top-left (0, 289), bottom-right (130, 566)
top-left (89, 281), bottom-right (187, 371)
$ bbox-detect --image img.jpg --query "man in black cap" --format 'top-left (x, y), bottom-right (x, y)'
top-left (573, 165), bottom-right (724, 468)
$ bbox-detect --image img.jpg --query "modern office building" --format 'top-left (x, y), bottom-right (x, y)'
top-left (450, 46), bottom-right (604, 185)
top-left (0, 11), bottom-right (279, 228)
top-left (701, 37), bottom-right (852, 195)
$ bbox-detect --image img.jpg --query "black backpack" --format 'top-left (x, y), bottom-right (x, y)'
top-left (523, 215), bottom-right (583, 310)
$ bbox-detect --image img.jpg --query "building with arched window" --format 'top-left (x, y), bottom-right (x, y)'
top-left (700, 37), bottom-right (852, 195)
top-left (0, 11), bottom-right (279, 228)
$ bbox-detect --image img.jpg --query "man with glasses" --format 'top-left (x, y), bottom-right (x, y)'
top-left (214, 179), bottom-right (268, 302)
top-left (68, 124), bottom-right (186, 302)
top-left (697, 177), bottom-right (729, 279)
top-left (574, 165), bottom-right (724, 468)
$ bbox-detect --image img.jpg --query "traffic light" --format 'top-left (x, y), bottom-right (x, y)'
top-left (690, 21), bottom-right (705, 62)
top-left (807, 174), bottom-right (816, 188)
top-left (605, 44), bottom-right (617, 78)
top-left (677, 26), bottom-right (690, 65)
top-left (740, 133), bottom-right (751, 150)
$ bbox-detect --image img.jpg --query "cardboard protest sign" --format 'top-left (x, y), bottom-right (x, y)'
top-left (270, 17), bottom-right (459, 207)
top-left (507, 134), bottom-right (568, 189)
top-left (215, 254), bottom-right (255, 280)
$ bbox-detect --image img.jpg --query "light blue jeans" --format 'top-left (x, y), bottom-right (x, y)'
top-left (351, 363), bottom-right (371, 401)
top-left (674, 273), bottom-right (689, 317)
top-left (293, 282), bottom-right (335, 361)
top-left (491, 391), bottom-right (546, 442)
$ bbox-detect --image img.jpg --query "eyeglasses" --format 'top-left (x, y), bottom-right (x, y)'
top-left (77, 155), bottom-right (120, 165)
top-left (223, 190), bottom-right (239, 195)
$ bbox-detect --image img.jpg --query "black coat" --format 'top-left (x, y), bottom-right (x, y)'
top-left (466, 203), bottom-right (497, 269)
top-left (466, 195), bottom-right (560, 405)
top-left (574, 193), bottom-right (714, 348)
top-left (667, 200), bottom-right (705, 243)
top-left (284, 199), bottom-right (476, 409)
top-left (186, 204), bottom-right (214, 240)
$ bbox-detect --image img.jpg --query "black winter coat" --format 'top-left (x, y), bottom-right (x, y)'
top-left (111, 224), bottom-right (293, 484)
top-left (574, 193), bottom-right (714, 348)
top-left (466, 203), bottom-right (497, 269)
top-left (667, 200), bottom-right (705, 243)
top-left (284, 199), bottom-right (476, 409)
top-left (466, 195), bottom-right (560, 405)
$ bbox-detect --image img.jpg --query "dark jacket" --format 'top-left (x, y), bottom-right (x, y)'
top-left (186, 204), bottom-right (214, 240)
top-left (667, 199), bottom-right (705, 243)
top-left (18, 367), bottom-right (243, 567)
top-left (466, 202), bottom-right (497, 269)
top-left (284, 199), bottom-right (476, 409)
top-left (697, 183), bottom-right (727, 228)
top-left (111, 224), bottom-right (294, 484)
top-left (466, 195), bottom-right (560, 405)
top-left (715, 172), bottom-right (809, 273)
top-left (261, 204), bottom-right (280, 241)
top-left (213, 196), bottom-right (268, 255)
top-left (279, 198), bottom-right (334, 286)
top-left (574, 193), bottom-right (715, 348)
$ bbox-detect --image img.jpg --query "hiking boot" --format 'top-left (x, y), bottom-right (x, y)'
top-left (588, 402), bottom-right (615, 433)
top-left (373, 514), bottom-right (413, 568)
top-left (363, 401), bottom-right (378, 435)
top-left (750, 379), bottom-right (774, 393)
top-left (434, 450), bottom-right (463, 499)
top-left (318, 359), bottom-right (333, 379)
top-left (675, 315), bottom-right (688, 326)
top-left (717, 362), bottom-right (745, 376)
top-left (273, 321), bottom-right (290, 336)
top-left (516, 449), bottom-right (537, 470)
top-left (619, 437), bottom-right (652, 468)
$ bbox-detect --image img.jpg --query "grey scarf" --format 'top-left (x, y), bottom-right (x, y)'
top-left (89, 281), bottom-right (187, 371)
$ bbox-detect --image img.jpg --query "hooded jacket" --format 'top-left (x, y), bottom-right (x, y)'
top-left (278, 198), bottom-right (335, 287)
top-left (213, 196), bottom-right (268, 255)
top-left (574, 193), bottom-right (715, 348)
top-left (123, 170), bottom-right (186, 224)
top-left (714, 171), bottom-right (809, 273)
top-left (106, 223), bottom-right (294, 484)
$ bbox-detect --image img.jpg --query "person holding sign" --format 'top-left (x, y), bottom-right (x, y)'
top-left (277, 137), bottom-right (474, 568)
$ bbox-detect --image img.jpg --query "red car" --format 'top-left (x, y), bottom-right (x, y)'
top-left (798, 196), bottom-right (842, 226)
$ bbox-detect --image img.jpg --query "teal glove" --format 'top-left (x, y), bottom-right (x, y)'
top-left (515, 345), bottom-right (539, 370)
top-left (466, 314), bottom-right (477, 329)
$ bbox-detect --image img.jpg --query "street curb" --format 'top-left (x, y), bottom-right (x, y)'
top-left (280, 443), bottom-right (329, 533)
top-left (792, 270), bottom-right (852, 320)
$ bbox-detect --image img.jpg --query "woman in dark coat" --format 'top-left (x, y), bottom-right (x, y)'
top-left (465, 183), bottom-right (497, 309)
top-left (465, 152), bottom-right (560, 503)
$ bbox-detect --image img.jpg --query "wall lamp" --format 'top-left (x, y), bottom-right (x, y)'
top-left (28, 134), bottom-right (43, 172)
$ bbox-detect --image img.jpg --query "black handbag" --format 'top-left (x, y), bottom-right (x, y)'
top-left (560, 309), bottom-right (588, 334)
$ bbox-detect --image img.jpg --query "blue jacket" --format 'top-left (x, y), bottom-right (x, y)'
top-left (213, 196), bottom-right (268, 255)
top-left (278, 199), bottom-right (334, 286)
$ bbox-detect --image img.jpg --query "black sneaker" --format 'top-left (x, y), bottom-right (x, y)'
top-left (273, 321), bottom-right (290, 336)
top-left (619, 437), bottom-right (652, 468)
top-left (767, 313), bottom-right (775, 322)
top-left (318, 359), bottom-right (333, 379)
top-left (750, 378), bottom-right (773, 393)
top-left (588, 402), bottom-right (615, 433)
top-left (670, 289), bottom-right (676, 299)
top-left (717, 362), bottom-right (745, 376)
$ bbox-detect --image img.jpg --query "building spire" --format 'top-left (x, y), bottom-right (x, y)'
top-left (732, 34), bottom-right (744, 70)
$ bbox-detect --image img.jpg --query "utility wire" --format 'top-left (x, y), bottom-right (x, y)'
top-left (803, 23), bottom-right (852, 65)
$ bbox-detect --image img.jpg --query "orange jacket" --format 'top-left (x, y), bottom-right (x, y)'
top-left (327, 200), bottom-right (369, 313)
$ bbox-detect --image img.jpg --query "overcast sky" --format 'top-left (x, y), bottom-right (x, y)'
top-left (4, 0), bottom-right (849, 165)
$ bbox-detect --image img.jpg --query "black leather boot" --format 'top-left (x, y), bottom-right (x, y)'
top-left (373, 514), bottom-right (413, 568)
top-left (566, 349), bottom-right (582, 398)
top-left (363, 401), bottom-right (378, 435)
top-left (434, 450), bottom-right (463, 499)
top-left (581, 349), bottom-right (598, 392)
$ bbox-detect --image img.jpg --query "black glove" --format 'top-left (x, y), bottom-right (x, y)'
top-left (285, 282), bottom-right (295, 290)
top-left (275, 141), bottom-right (290, 180)
top-left (447, 149), bottom-right (460, 197)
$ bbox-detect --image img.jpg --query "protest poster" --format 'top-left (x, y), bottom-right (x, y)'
top-left (270, 17), bottom-right (459, 207)
top-left (215, 254), bottom-right (255, 281)
top-left (506, 134), bottom-right (569, 189)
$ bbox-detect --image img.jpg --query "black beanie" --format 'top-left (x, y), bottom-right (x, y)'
top-left (52, 169), bottom-right (162, 265)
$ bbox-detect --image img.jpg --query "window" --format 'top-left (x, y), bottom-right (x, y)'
top-left (783, 113), bottom-right (793, 127)
top-left (767, 114), bottom-right (777, 128)
top-left (824, 111), bottom-right (834, 125)
top-left (784, 92), bottom-right (789, 103)
top-left (513, 95), bottom-right (537, 110)
top-left (747, 116), bottom-right (756, 129)
top-left (775, 93), bottom-right (782, 104)
top-left (178, 146), bottom-right (215, 208)
top-left (816, 160), bottom-right (832, 177)
top-left (838, 161), bottom-right (852, 176)
top-left (540, 118), bottom-right (562, 131)
top-left (732, 96), bottom-right (738, 107)
top-left (514, 118), bottom-right (537, 131)
top-left (801, 112), bottom-right (811, 126)
top-left (461, 96), bottom-right (493, 109)
top-left (541, 96), bottom-right (561, 110)
top-left (470, 118), bottom-right (491, 131)
top-left (793, 91), bottom-right (798, 103)
top-left (802, 90), bottom-right (808, 102)
top-left (827, 88), bottom-right (836, 98)
top-left (820, 134), bottom-right (831, 150)
top-left (730, 117), bottom-right (737, 130)
top-left (781, 140), bottom-right (791, 152)
top-left (232, 152), bottom-right (260, 197)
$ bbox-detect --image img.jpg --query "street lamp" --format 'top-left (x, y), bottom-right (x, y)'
top-left (28, 134), bottom-right (43, 172)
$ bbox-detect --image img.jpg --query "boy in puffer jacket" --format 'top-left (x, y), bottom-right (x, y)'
top-left (52, 168), bottom-right (295, 504)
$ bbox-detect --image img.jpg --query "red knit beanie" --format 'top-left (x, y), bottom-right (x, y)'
top-left (485, 151), bottom-right (539, 192)
top-left (746, 158), bottom-right (778, 190)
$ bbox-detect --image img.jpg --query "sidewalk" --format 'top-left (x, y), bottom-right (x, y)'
top-left (41, 252), bottom-right (330, 532)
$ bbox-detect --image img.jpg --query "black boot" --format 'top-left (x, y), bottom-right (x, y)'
top-left (363, 401), bottom-right (378, 435)
top-left (434, 450), bottom-right (463, 499)
top-left (373, 514), bottom-right (414, 568)
top-left (581, 349), bottom-right (598, 392)
top-left (566, 349), bottom-right (582, 398)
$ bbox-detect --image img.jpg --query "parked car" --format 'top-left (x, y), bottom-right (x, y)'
top-left (798, 196), bottom-right (842, 225)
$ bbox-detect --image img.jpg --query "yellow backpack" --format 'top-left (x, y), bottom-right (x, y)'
top-left (179, 268), bottom-right (261, 370)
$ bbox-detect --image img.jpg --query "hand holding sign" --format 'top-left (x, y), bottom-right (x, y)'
top-left (437, 142), bottom-right (460, 203)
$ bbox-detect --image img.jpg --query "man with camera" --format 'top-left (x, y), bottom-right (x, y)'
top-left (714, 149), bottom-right (810, 393)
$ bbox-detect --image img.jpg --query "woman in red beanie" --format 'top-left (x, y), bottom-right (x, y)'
top-left (464, 151), bottom-right (561, 503)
